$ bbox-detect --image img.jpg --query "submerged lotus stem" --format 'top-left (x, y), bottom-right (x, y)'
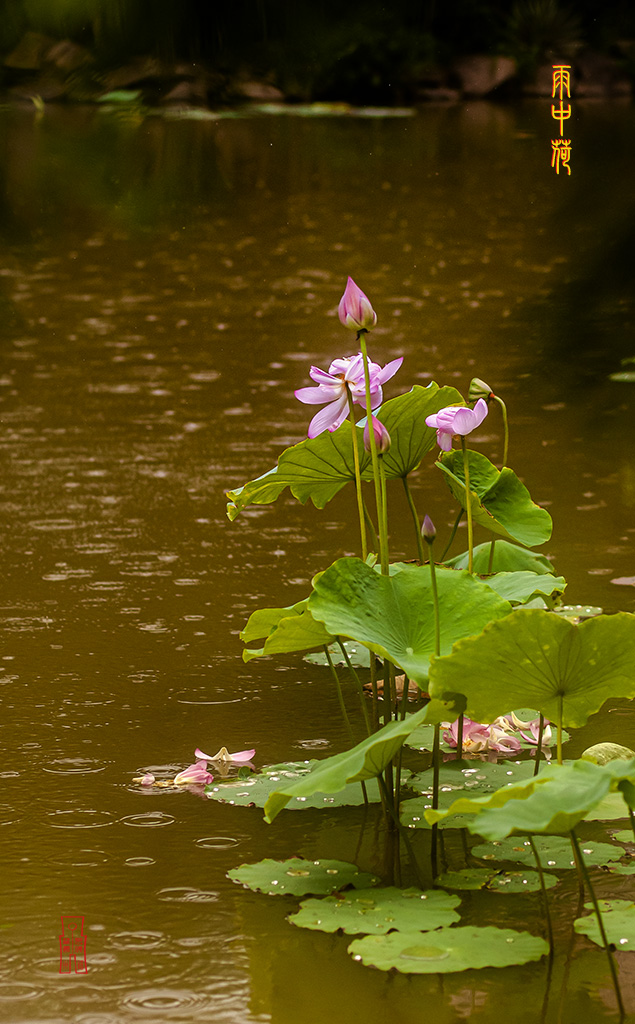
top-left (460, 436), bottom-right (474, 574)
top-left (346, 390), bottom-right (368, 560)
top-left (358, 330), bottom-right (389, 574)
top-left (402, 475), bottom-right (425, 564)
top-left (533, 713), bottom-right (545, 776)
top-left (570, 830), bottom-right (625, 1018)
top-left (528, 836), bottom-right (554, 957)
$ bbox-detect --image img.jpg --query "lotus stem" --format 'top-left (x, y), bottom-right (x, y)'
top-left (439, 507), bottom-right (463, 562)
top-left (402, 475), bottom-right (425, 564)
top-left (378, 454), bottom-right (389, 575)
top-left (338, 639), bottom-right (371, 736)
top-left (427, 539), bottom-right (441, 662)
top-left (533, 713), bottom-right (545, 776)
top-left (323, 645), bottom-right (353, 742)
top-left (528, 836), bottom-right (554, 957)
top-left (630, 808), bottom-right (635, 844)
top-left (456, 714), bottom-right (465, 760)
top-left (460, 436), bottom-right (474, 574)
top-left (570, 830), bottom-right (625, 1019)
top-left (358, 330), bottom-right (388, 574)
top-left (346, 390), bottom-right (368, 560)
top-left (494, 394), bottom-right (509, 467)
top-left (557, 695), bottom-right (564, 765)
top-left (431, 724), bottom-right (441, 878)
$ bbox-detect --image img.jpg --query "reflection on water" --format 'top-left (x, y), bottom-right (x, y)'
top-left (0, 100), bottom-right (634, 1022)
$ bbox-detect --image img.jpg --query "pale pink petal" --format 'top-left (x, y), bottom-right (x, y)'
top-left (174, 760), bottom-right (214, 785)
top-left (374, 357), bottom-right (403, 384)
top-left (308, 394), bottom-right (349, 438)
top-left (295, 384), bottom-right (342, 405)
top-left (194, 748), bottom-right (213, 761)
top-left (437, 430), bottom-right (454, 452)
top-left (471, 398), bottom-right (489, 428)
top-left (450, 406), bottom-right (478, 435)
top-left (309, 366), bottom-right (340, 385)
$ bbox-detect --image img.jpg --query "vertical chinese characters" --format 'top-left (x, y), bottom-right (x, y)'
top-left (59, 916), bottom-right (87, 974)
top-left (551, 64), bottom-right (572, 175)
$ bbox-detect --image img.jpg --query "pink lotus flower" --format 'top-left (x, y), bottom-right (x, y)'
top-left (504, 712), bottom-right (553, 749)
top-left (443, 717), bottom-right (521, 755)
top-left (195, 746), bottom-right (255, 764)
top-left (338, 277), bottom-right (377, 332)
top-left (425, 399), bottom-right (489, 452)
top-left (174, 760), bottom-right (214, 785)
top-left (295, 353), bottom-right (403, 439)
top-left (363, 414), bottom-right (391, 454)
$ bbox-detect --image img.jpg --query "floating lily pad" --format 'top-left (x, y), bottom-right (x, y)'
top-left (471, 835), bottom-right (621, 870)
top-left (402, 760), bottom-right (537, 828)
top-left (436, 867), bottom-right (558, 892)
top-left (206, 761), bottom-right (382, 810)
top-left (575, 900), bottom-right (635, 948)
top-left (228, 858), bottom-right (379, 896)
top-left (554, 605), bottom-right (603, 620)
top-left (612, 831), bottom-right (635, 844)
top-left (305, 640), bottom-right (372, 668)
top-left (289, 887), bottom-right (460, 934)
top-left (348, 925), bottom-right (548, 973)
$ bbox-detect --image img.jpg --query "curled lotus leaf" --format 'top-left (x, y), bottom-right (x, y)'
top-left (240, 600), bottom-right (334, 661)
top-left (444, 540), bottom-right (555, 575)
top-left (436, 449), bottom-right (552, 547)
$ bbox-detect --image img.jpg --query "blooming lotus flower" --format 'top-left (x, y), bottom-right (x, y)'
top-left (363, 415), bottom-right (391, 454)
top-left (195, 746), bottom-right (255, 764)
top-left (443, 717), bottom-right (521, 754)
top-left (425, 399), bottom-right (489, 452)
top-left (295, 352), bottom-right (403, 439)
top-left (174, 760), bottom-right (214, 785)
top-left (338, 277), bottom-right (377, 332)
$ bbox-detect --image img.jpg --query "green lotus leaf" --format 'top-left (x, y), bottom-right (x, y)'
top-left (444, 540), bottom-right (555, 574)
top-left (347, 925), bottom-right (548, 973)
top-left (305, 640), bottom-right (372, 668)
top-left (436, 450), bottom-right (552, 547)
top-left (206, 761), bottom-right (383, 809)
top-left (400, 761), bottom-right (537, 831)
top-left (308, 558), bottom-right (512, 686)
top-left (241, 602), bottom-right (334, 662)
top-left (436, 868), bottom-right (558, 892)
top-left (575, 900), bottom-right (635, 948)
top-left (263, 698), bottom-right (460, 824)
top-left (289, 886), bottom-right (460, 935)
top-left (428, 608), bottom-right (635, 729)
top-left (612, 830), bottom-right (634, 845)
top-left (471, 835), bottom-right (621, 869)
top-left (228, 858), bottom-right (379, 896)
top-left (226, 384), bottom-right (462, 519)
top-left (425, 759), bottom-right (635, 839)
top-left (481, 571), bottom-right (566, 606)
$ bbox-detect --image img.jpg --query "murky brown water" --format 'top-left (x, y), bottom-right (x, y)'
top-left (1, 98), bottom-right (635, 1023)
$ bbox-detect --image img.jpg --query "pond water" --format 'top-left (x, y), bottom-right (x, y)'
top-left (1, 98), bottom-right (635, 1023)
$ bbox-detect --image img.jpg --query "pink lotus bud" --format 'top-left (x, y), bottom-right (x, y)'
top-left (363, 415), bottom-right (391, 454)
top-left (422, 515), bottom-right (436, 544)
top-left (338, 277), bottom-right (377, 332)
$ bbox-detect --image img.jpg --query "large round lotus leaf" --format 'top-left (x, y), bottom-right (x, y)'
top-left (401, 760), bottom-right (537, 830)
top-left (226, 383), bottom-right (462, 518)
top-left (575, 900), bottom-right (635, 948)
top-left (308, 558), bottom-right (511, 686)
top-left (436, 868), bottom-right (558, 892)
top-left (436, 449), bottom-right (552, 547)
top-left (428, 608), bottom-right (635, 729)
top-left (348, 925), bottom-right (548, 973)
top-left (444, 540), bottom-right (555, 575)
top-left (472, 835), bottom-right (621, 870)
top-left (206, 761), bottom-right (382, 810)
top-left (228, 858), bottom-right (379, 896)
top-left (289, 886), bottom-right (460, 935)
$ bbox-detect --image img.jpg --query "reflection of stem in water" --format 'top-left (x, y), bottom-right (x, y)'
top-left (377, 774), bottom-right (425, 890)
top-left (529, 835), bottom-right (554, 956)
top-left (324, 645), bottom-right (352, 741)
top-left (557, 882), bottom-right (584, 1024)
top-left (431, 724), bottom-right (441, 878)
top-left (570, 830), bottom-right (625, 1020)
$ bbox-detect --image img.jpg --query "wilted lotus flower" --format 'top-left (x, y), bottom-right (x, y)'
top-left (195, 746), bottom-right (255, 764)
top-left (173, 760), bottom-right (214, 785)
top-left (338, 277), bottom-right (377, 332)
top-left (425, 399), bottom-right (489, 452)
top-left (295, 352), bottom-right (402, 438)
top-left (363, 415), bottom-right (391, 454)
top-left (443, 717), bottom-right (521, 754)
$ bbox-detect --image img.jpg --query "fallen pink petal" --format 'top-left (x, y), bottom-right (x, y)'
top-left (195, 746), bottom-right (256, 763)
top-left (174, 760), bottom-right (214, 785)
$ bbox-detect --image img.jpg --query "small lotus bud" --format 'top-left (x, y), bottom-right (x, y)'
top-left (468, 377), bottom-right (494, 404)
top-left (364, 415), bottom-right (391, 454)
top-left (338, 277), bottom-right (377, 332)
top-left (422, 515), bottom-right (436, 544)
